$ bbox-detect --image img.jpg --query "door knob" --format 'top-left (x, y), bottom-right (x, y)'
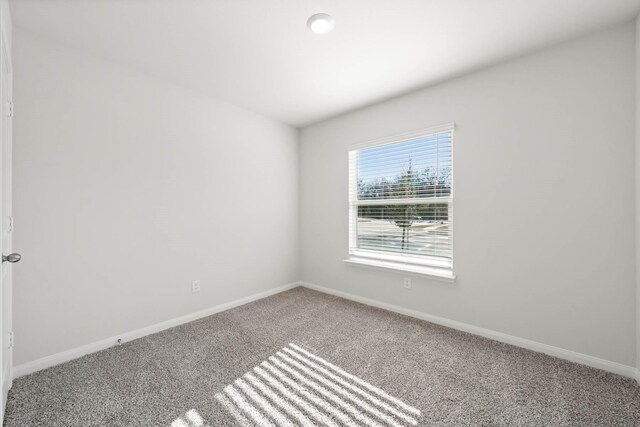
top-left (2, 253), bottom-right (21, 263)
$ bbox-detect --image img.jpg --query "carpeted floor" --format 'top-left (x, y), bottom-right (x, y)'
top-left (4, 287), bottom-right (640, 426)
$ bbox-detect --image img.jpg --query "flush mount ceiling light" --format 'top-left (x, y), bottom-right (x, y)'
top-left (307, 13), bottom-right (335, 34)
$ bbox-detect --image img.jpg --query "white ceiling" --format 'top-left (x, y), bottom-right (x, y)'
top-left (10, 0), bottom-right (640, 128)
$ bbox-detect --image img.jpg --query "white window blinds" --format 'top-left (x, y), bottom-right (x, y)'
top-left (348, 125), bottom-right (453, 271)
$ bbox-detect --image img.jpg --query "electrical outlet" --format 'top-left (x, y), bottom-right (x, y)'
top-left (403, 278), bottom-right (412, 289)
top-left (191, 280), bottom-right (201, 293)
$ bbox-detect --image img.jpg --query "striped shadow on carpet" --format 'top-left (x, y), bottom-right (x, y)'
top-left (201, 343), bottom-right (420, 427)
top-left (169, 409), bottom-right (209, 427)
top-left (7, 288), bottom-right (639, 426)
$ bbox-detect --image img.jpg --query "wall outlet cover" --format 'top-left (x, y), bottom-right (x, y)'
top-left (192, 280), bottom-right (201, 293)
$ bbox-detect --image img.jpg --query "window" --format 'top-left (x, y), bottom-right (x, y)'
top-left (347, 124), bottom-right (454, 280)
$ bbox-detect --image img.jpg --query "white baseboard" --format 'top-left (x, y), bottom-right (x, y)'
top-left (14, 281), bottom-right (639, 381)
top-left (13, 282), bottom-right (299, 378)
top-left (300, 281), bottom-right (638, 379)
top-left (2, 366), bottom-right (8, 420)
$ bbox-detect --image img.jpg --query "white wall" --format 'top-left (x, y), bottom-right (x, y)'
top-left (300, 24), bottom-right (636, 367)
top-left (1, 0), bottom-right (9, 54)
top-left (12, 30), bottom-right (299, 366)
top-left (636, 16), bottom-right (640, 375)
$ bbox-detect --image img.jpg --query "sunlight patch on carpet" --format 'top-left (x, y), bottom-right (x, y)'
top-left (169, 409), bottom-right (210, 427)
top-left (214, 343), bottom-right (420, 426)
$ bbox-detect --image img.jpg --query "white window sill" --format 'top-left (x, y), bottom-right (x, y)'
top-left (344, 257), bottom-right (456, 282)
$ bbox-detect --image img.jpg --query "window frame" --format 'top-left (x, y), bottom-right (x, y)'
top-left (346, 123), bottom-right (456, 281)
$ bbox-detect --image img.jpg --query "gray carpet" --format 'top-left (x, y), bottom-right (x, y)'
top-left (4, 287), bottom-right (639, 426)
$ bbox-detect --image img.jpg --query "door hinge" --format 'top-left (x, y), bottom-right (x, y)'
top-left (7, 100), bottom-right (12, 118)
top-left (7, 216), bottom-right (13, 233)
top-left (8, 331), bottom-right (14, 349)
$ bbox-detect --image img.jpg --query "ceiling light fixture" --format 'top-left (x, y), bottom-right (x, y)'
top-left (307, 13), bottom-right (335, 34)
